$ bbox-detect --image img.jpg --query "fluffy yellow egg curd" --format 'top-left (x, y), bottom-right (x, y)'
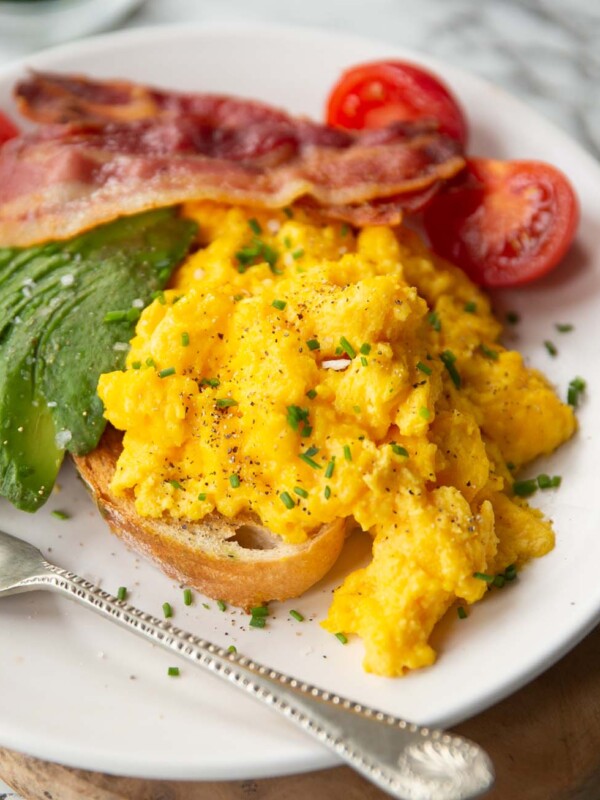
top-left (98, 202), bottom-right (576, 676)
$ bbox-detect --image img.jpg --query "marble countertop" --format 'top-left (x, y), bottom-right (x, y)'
top-left (0, 1), bottom-right (597, 797)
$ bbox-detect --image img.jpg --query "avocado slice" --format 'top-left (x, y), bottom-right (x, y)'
top-left (0, 208), bottom-right (197, 512)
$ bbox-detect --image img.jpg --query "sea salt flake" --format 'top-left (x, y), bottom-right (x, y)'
top-left (60, 274), bottom-right (75, 287)
top-left (55, 429), bottom-right (72, 448)
top-left (113, 342), bottom-right (129, 351)
top-left (322, 358), bottom-right (352, 371)
top-left (131, 298), bottom-right (144, 309)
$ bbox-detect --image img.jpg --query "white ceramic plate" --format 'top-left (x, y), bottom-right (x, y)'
top-left (0, 23), bottom-right (599, 782)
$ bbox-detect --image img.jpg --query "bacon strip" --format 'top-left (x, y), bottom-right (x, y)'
top-left (0, 73), bottom-right (465, 247)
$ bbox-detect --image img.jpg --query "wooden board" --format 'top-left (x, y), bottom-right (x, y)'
top-left (2, 624), bottom-right (599, 800)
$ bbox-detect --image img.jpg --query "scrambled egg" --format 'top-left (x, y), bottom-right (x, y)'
top-left (98, 202), bottom-right (576, 676)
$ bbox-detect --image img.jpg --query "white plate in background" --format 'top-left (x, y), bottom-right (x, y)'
top-left (0, 23), bottom-right (598, 780)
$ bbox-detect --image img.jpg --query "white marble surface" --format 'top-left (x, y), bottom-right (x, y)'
top-left (0, 1), bottom-right (597, 797)
top-left (1, 0), bottom-right (599, 157)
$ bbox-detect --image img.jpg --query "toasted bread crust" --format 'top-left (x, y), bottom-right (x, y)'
top-left (73, 426), bottom-right (346, 609)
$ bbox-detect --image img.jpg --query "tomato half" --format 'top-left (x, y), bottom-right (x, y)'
top-left (423, 158), bottom-right (579, 288)
top-left (326, 60), bottom-right (468, 145)
top-left (0, 111), bottom-right (19, 146)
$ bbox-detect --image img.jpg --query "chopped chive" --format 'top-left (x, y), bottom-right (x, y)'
top-left (567, 376), bottom-right (586, 407)
top-left (293, 486), bottom-right (309, 498)
top-left (306, 339), bottom-right (320, 351)
top-left (117, 586), bottom-right (127, 601)
top-left (360, 356), bottom-right (368, 367)
top-left (250, 605), bottom-right (269, 617)
top-left (145, 357), bottom-right (156, 368)
top-left (181, 332), bottom-right (190, 347)
top-left (152, 290), bottom-right (166, 305)
top-left (217, 599), bottom-right (227, 612)
top-left (290, 609), bottom-right (304, 622)
top-left (248, 218), bottom-right (262, 235)
top-left (390, 443), bottom-right (409, 457)
top-left (183, 588), bottom-right (193, 606)
top-left (324, 485), bottom-right (331, 500)
top-left (272, 299), bottom-right (287, 311)
top-left (416, 360), bottom-right (432, 375)
top-left (464, 301), bottom-right (477, 313)
top-left (506, 311), bottom-right (520, 325)
top-left (440, 350), bottom-right (461, 389)
top-left (340, 223), bottom-right (349, 237)
top-left (167, 666), bottom-right (180, 677)
top-left (306, 389), bottom-right (317, 399)
top-left (131, 361), bottom-right (142, 370)
top-left (287, 405), bottom-right (310, 431)
top-left (158, 366), bottom-right (176, 379)
top-left (280, 491), bottom-right (295, 509)
top-left (335, 346), bottom-right (343, 355)
top-left (538, 474), bottom-right (561, 489)
top-left (249, 616), bottom-right (266, 628)
top-left (197, 493), bottom-right (207, 501)
top-left (493, 575), bottom-right (506, 588)
top-left (283, 207), bottom-right (294, 219)
top-left (480, 343), bottom-right (499, 360)
top-left (168, 479), bottom-right (182, 490)
top-left (103, 308), bottom-right (141, 324)
top-left (544, 340), bottom-right (558, 357)
top-left (473, 572), bottom-right (494, 584)
top-left (163, 602), bottom-right (173, 618)
top-left (284, 236), bottom-right (292, 249)
top-left (359, 343), bottom-right (371, 355)
top-left (339, 336), bottom-right (356, 359)
top-left (227, 645), bottom-right (237, 654)
top-left (427, 311), bottom-right (441, 332)
top-left (513, 479), bottom-right (538, 497)
top-left (202, 603), bottom-right (210, 610)
top-left (233, 293), bottom-right (245, 303)
top-left (305, 446), bottom-right (319, 456)
top-left (292, 248), bottom-right (304, 260)
top-left (325, 459), bottom-right (335, 479)
top-left (216, 397), bottom-right (238, 408)
top-left (353, 405), bottom-right (361, 414)
top-left (51, 510), bottom-right (69, 520)
top-left (505, 564), bottom-right (518, 581)
top-left (229, 474), bottom-right (240, 488)
top-left (419, 407), bottom-right (431, 420)
top-left (335, 632), bottom-right (348, 644)
top-left (299, 451), bottom-right (322, 469)
top-left (343, 444), bottom-right (352, 462)
top-left (201, 377), bottom-right (220, 388)
top-left (457, 606), bottom-right (467, 619)
top-left (556, 323), bottom-right (574, 333)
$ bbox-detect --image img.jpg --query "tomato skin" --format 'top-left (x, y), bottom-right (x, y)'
top-left (326, 60), bottom-right (468, 145)
top-left (0, 111), bottom-right (19, 146)
top-left (423, 158), bottom-right (579, 288)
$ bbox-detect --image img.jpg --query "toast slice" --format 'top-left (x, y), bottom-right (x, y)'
top-left (73, 426), bottom-right (347, 609)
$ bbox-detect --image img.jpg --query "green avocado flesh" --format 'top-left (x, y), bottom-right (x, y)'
top-left (0, 208), bottom-right (197, 512)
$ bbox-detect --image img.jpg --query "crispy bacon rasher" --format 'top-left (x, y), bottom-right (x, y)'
top-left (0, 72), bottom-right (465, 247)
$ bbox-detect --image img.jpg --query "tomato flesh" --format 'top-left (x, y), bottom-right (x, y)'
top-left (423, 159), bottom-right (579, 288)
top-left (326, 60), bottom-right (468, 145)
top-left (0, 111), bottom-right (19, 146)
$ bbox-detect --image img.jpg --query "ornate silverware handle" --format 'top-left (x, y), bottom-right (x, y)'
top-left (29, 563), bottom-right (493, 800)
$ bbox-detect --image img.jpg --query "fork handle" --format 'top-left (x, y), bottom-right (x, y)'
top-left (33, 564), bottom-right (493, 800)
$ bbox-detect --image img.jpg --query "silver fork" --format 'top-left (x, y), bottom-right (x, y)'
top-left (0, 528), bottom-right (493, 800)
